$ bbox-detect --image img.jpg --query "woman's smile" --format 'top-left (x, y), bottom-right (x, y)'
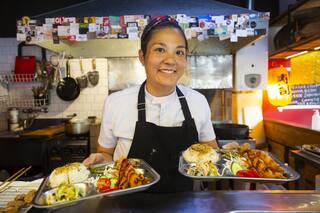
top-left (158, 68), bottom-right (176, 74)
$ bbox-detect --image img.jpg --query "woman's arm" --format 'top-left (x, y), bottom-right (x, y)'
top-left (97, 144), bottom-right (115, 162)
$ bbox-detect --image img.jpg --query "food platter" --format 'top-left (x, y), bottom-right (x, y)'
top-left (178, 144), bottom-right (300, 185)
top-left (0, 179), bottom-right (42, 213)
top-left (32, 159), bottom-right (160, 209)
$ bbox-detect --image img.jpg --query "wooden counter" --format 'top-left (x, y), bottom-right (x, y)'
top-left (264, 119), bottom-right (320, 189)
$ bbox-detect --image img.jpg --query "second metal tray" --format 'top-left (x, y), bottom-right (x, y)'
top-left (178, 152), bottom-right (300, 184)
top-left (32, 159), bottom-right (160, 209)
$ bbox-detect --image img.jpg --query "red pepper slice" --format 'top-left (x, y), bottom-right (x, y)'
top-left (99, 186), bottom-right (119, 193)
top-left (236, 169), bottom-right (260, 178)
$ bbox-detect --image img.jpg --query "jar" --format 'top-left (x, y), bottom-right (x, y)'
top-left (9, 108), bottom-right (19, 124)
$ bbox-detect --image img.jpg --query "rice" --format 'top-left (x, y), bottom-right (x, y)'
top-left (183, 144), bottom-right (219, 163)
top-left (49, 163), bottom-right (90, 188)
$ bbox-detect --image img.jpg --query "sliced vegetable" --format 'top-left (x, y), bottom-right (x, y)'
top-left (236, 169), bottom-right (260, 178)
top-left (231, 162), bottom-right (243, 175)
top-left (110, 177), bottom-right (118, 188)
top-left (97, 177), bottom-right (111, 192)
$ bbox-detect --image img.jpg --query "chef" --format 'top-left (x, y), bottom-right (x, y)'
top-left (83, 16), bottom-right (217, 192)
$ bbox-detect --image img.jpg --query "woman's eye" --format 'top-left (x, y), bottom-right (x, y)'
top-left (176, 50), bottom-right (185, 56)
top-left (154, 48), bottom-right (165, 53)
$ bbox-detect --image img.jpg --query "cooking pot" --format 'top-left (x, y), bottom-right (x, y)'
top-left (65, 118), bottom-right (90, 135)
top-left (212, 123), bottom-right (249, 140)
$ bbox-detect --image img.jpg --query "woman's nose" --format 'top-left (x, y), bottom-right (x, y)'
top-left (163, 53), bottom-right (176, 64)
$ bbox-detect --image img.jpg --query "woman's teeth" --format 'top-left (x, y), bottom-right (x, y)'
top-left (160, 69), bottom-right (175, 74)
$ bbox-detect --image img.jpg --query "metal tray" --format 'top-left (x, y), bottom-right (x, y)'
top-left (302, 144), bottom-right (320, 155)
top-left (32, 159), bottom-right (160, 209)
top-left (178, 152), bottom-right (300, 184)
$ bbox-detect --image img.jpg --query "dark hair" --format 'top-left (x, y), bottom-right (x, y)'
top-left (140, 16), bottom-right (188, 55)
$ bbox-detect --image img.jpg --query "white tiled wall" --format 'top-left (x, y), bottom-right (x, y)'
top-left (0, 38), bottom-right (108, 131)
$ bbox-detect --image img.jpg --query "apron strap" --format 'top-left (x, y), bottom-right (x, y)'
top-left (137, 81), bottom-right (193, 122)
top-left (137, 81), bottom-right (147, 121)
top-left (176, 86), bottom-right (192, 121)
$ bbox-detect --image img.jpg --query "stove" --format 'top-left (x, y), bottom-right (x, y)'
top-left (46, 134), bottom-right (90, 174)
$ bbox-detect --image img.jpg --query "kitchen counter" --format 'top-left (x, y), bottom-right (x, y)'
top-left (29, 190), bottom-right (320, 213)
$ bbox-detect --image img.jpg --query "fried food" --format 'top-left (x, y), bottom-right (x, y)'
top-left (118, 158), bottom-right (145, 189)
top-left (0, 189), bottom-right (36, 213)
top-left (243, 148), bottom-right (285, 178)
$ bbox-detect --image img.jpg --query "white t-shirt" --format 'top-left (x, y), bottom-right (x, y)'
top-left (98, 84), bottom-right (216, 161)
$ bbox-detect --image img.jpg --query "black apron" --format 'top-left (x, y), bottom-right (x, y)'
top-left (128, 81), bottom-right (198, 193)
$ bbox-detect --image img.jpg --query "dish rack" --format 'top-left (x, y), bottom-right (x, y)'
top-left (0, 73), bottom-right (50, 113)
top-left (0, 95), bottom-right (49, 112)
top-left (0, 74), bottom-right (36, 83)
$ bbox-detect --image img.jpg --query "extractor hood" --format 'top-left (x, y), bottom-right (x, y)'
top-left (32, 0), bottom-right (256, 19)
top-left (29, 0), bottom-right (267, 57)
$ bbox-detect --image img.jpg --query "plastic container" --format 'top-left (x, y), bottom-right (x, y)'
top-left (311, 110), bottom-right (320, 131)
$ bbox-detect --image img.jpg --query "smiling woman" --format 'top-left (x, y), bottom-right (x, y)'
top-left (83, 16), bottom-right (217, 193)
top-left (139, 26), bottom-right (187, 97)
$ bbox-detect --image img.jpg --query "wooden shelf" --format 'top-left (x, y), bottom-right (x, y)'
top-left (269, 34), bottom-right (320, 59)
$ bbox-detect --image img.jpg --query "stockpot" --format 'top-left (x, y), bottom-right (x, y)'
top-left (65, 118), bottom-right (90, 135)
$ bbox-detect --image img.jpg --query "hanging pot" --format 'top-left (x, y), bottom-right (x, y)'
top-left (56, 60), bottom-right (80, 101)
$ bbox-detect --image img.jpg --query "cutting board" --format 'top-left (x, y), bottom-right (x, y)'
top-left (22, 124), bottom-right (65, 138)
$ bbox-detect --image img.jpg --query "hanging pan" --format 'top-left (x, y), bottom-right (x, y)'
top-left (56, 60), bottom-right (80, 101)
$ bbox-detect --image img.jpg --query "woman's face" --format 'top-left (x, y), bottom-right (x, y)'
top-left (139, 27), bottom-right (187, 96)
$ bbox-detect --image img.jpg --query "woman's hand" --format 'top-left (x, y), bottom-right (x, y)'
top-left (83, 144), bottom-right (115, 167)
top-left (83, 153), bottom-right (107, 167)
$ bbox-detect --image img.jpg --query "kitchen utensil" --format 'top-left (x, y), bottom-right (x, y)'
top-left (56, 61), bottom-right (80, 101)
top-left (76, 58), bottom-right (88, 88)
top-left (87, 58), bottom-right (99, 86)
top-left (65, 118), bottom-right (90, 135)
top-left (0, 166), bottom-right (32, 193)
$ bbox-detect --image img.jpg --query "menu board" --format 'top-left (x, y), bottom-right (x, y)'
top-left (290, 84), bottom-right (320, 105)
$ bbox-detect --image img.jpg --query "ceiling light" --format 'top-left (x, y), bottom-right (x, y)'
top-left (314, 46), bottom-right (320, 50)
top-left (285, 51), bottom-right (308, 59)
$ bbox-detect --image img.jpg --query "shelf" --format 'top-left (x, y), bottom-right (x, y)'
top-left (270, 0), bottom-right (320, 26)
top-left (277, 105), bottom-right (320, 112)
top-left (0, 95), bottom-right (49, 112)
top-left (0, 74), bottom-right (37, 84)
top-left (269, 34), bottom-right (320, 59)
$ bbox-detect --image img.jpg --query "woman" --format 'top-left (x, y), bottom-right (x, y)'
top-left (84, 16), bottom-right (217, 192)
